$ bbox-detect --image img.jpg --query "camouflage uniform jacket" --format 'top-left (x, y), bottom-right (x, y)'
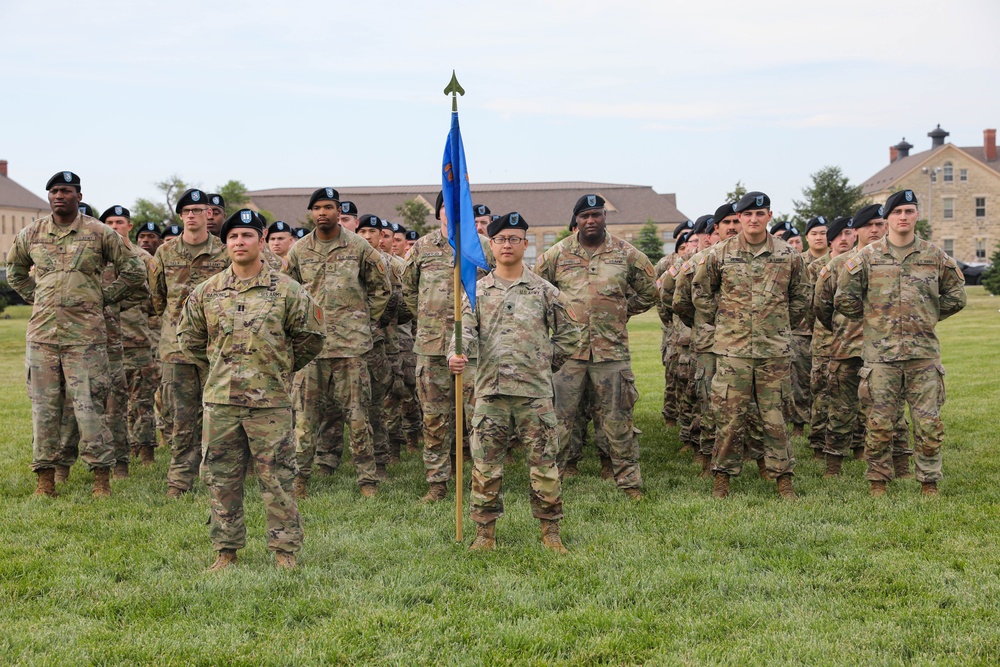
top-left (673, 249), bottom-right (716, 353)
top-left (658, 255), bottom-right (692, 347)
top-left (284, 227), bottom-right (391, 359)
top-left (149, 234), bottom-right (230, 363)
top-left (807, 254), bottom-right (834, 357)
top-left (691, 232), bottom-right (810, 359)
top-left (400, 228), bottom-right (493, 357)
top-left (814, 252), bottom-right (863, 360)
top-left (534, 231), bottom-right (656, 362)
top-left (834, 236), bottom-right (967, 363)
top-left (450, 269), bottom-right (580, 399)
top-left (792, 250), bottom-right (827, 336)
top-left (6, 213), bottom-right (146, 345)
top-left (380, 251), bottom-right (411, 355)
top-left (177, 263), bottom-right (325, 407)
top-left (119, 246), bottom-right (155, 349)
top-left (654, 253), bottom-right (677, 338)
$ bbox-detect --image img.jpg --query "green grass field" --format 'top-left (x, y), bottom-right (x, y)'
top-left (1, 290), bottom-right (999, 666)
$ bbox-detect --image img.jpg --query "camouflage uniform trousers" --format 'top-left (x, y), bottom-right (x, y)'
top-left (823, 358), bottom-right (907, 459)
top-left (711, 356), bottom-right (795, 479)
top-left (26, 343), bottom-right (113, 472)
top-left (677, 345), bottom-right (698, 448)
top-left (123, 346), bottom-right (158, 450)
top-left (789, 334), bottom-right (812, 426)
top-left (470, 395), bottom-right (563, 525)
top-left (661, 337), bottom-right (678, 424)
top-left (384, 352), bottom-right (406, 458)
top-left (808, 356), bottom-right (833, 453)
top-left (365, 341), bottom-right (393, 468)
top-left (554, 359), bottom-right (642, 489)
top-left (400, 348), bottom-right (422, 436)
top-left (415, 355), bottom-right (476, 484)
top-left (298, 356), bottom-right (377, 486)
top-left (201, 403), bottom-right (303, 554)
top-left (565, 383), bottom-right (611, 467)
top-left (161, 362), bottom-right (206, 492)
top-left (57, 342), bottom-right (129, 467)
top-left (860, 359), bottom-right (944, 483)
top-left (694, 353), bottom-right (717, 458)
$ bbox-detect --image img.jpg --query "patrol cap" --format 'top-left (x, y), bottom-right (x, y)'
top-left (781, 227), bottom-right (801, 241)
top-left (163, 224), bottom-right (183, 238)
top-left (735, 191), bottom-right (770, 213)
top-left (267, 221), bottom-right (292, 236)
top-left (137, 221), bottom-right (163, 238)
top-left (391, 222), bottom-right (406, 234)
top-left (804, 216), bottom-right (829, 233)
top-left (79, 203), bottom-right (98, 217)
top-left (357, 214), bottom-right (382, 229)
top-left (46, 171), bottom-right (81, 191)
top-left (673, 219), bottom-right (694, 239)
top-left (175, 188), bottom-right (208, 213)
top-left (208, 193), bottom-right (225, 210)
top-left (691, 214), bottom-right (714, 236)
top-left (573, 194), bottom-right (606, 216)
top-left (434, 191), bottom-right (444, 219)
top-left (308, 187), bottom-right (340, 210)
top-left (99, 205), bottom-right (130, 222)
top-left (221, 208), bottom-right (266, 240)
top-left (851, 203), bottom-right (884, 229)
top-left (487, 212), bottom-right (529, 238)
top-left (405, 230), bottom-right (419, 241)
top-left (714, 202), bottom-right (738, 222)
top-left (883, 189), bottom-right (918, 218)
top-left (473, 204), bottom-right (491, 217)
top-left (339, 201), bottom-right (359, 217)
top-left (826, 216), bottom-right (853, 243)
top-left (293, 228), bottom-right (308, 239)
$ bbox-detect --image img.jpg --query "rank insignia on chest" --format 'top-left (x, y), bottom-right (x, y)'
top-left (504, 302), bottom-right (514, 313)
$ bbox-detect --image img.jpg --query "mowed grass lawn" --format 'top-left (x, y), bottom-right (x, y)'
top-left (1, 289), bottom-right (999, 666)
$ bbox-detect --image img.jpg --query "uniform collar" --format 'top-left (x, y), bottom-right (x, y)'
top-left (305, 226), bottom-right (349, 251)
top-left (221, 261), bottom-right (274, 292)
top-left (44, 213), bottom-right (83, 238)
top-left (567, 230), bottom-right (614, 257)
top-left (483, 266), bottom-right (532, 289)
top-left (735, 231), bottom-right (776, 256)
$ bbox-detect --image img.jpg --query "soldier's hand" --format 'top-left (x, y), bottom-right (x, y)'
top-left (448, 354), bottom-right (468, 375)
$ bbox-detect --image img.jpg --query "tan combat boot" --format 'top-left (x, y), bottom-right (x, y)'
top-left (870, 480), bottom-right (887, 497)
top-left (275, 552), bottom-right (297, 570)
top-left (113, 461), bottom-right (129, 480)
top-left (712, 472), bottom-right (730, 499)
top-left (469, 522), bottom-right (496, 551)
top-left (853, 446), bottom-right (865, 460)
top-left (293, 475), bottom-right (308, 500)
top-left (812, 449), bottom-right (824, 462)
top-left (698, 456), bottom-right (713, 479)
top-left (375, 463), bottom-right (388, 481)
top-left (823, 454), bottom-right (844, 478)
top-left (166, 486), bottom-right (186, 499)
top-left (623, 488), bottom-right (643, 501)
top-left (540, 520), bottom-right (569, 554)
top-left (893, 455), bottom-right (913, 480)
top-left (693, 452), bottom-right (707, 469)
top-left (93, 468), bottom-right (112, 497)
top-left (791, 424), bottom-right (804, 438)
top-left (139, 445), bottom-right (155, 466)
top-left (405, 431), bottom-right (420, 454)
top-left (678, 443), bottom-right (694, 454)
top-left (921, 481), bottom-right (939, 497)
top-left (207, 549), bottom-right (238, 572)
top-left (663, 417), bottom-right (677, 428)
top-left (314, 464), bottom-right (335, 477)
top-left (756, 458), bottom-right (768, 479)
top-left (419, 482), bottom-right (447, 503)
top-left (360, 483), bottom-right (378, 498)
top-left (34, 468), bottom-right (58, 497)
top-left (54, 464), bottom-right (71, 484)
top-left (563, 462), bottom-right (579, 477)
top-left (599, 457), bottom-right (614, 481)
top-left (776, 474), bottom-right (797, 500)
top-left (129, 445), bottom-right (140, 459)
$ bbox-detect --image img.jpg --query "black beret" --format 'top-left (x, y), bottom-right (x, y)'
top-left (358, 214), bottom-right (382, 229)
top-left (882, 189), bottom-right (918, 219)
top-left (804, 216), bottom-right (829, 233)
top-left (379, 218), bottom-right (392, 231)
top-left (487, 212), bottom-right (529, 238)
top-left (691, 214), bottom-right (714, 236)
top-left (569, 214), bottom-right (578, 231)
top-left (434, 191), bottom-right (444, 220)
top-left (267, 221), bottom-right (293, 236)
top-left (405, 230), bottom-right (419, 241)
top-left (769, 220), bottom-right (792, 235)
top-left (221, 209), bottom-right (266, 241)
top-left (136, 221), bottom-right (163, 237)
top-left (79, 203), bottom-right (98, 217)
top-left (46, 171), bottom-right (81, 190)
top-left (99, 205), bottom-right (131, 222)
top-left (714, 202), bottom-right (738, 222)
top-left (734, 191), bottom-right (770, 213)
top-left (851, 204), bottom-right (883, 229)
top-left (673, 219), bottom-right (694, 239)
top-left (781, 227), bottom-right (801, 241)
top-left (705, 218), bottom-right (716, 235)
top-left (308, 187), bottom-right (340, 210)
top-left (826, 216), bottom-right (853, 243)
top-left (293, 228), bottom-right (308, 239)
top-left (676, 231), bottom-right (692, 247)
top-left (391, 222), bottom-right (406, 234)
top-left (339, 201), bottom-right (359, 216)
top-left (175, 188), bottom-right (208, 213)
top-left (163, 224), bottom-right (183, 238)
top-left (573, 194), bottom-right (606, 216)
top-left (473, 204), bottom-right (491, 217)
top-left (492, 215), bottom-right (501, 222)
top-left (208, 193), bottom-right (225, 210)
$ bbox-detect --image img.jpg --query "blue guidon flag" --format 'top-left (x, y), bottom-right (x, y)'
top-left (442, 110), bottom-right (489, 308)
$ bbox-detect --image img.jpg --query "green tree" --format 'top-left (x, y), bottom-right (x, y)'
top-left (725, 181), bottom-right (747, 204)
top-left (636, 220), bottom-right (664, 263)
top-left (555, 228), bottom-right (573, 243)
top-left (215, 180), bottom-right (251, 211)
top-left (915, 218), bottom-right (932, 241)
top-left (396, 198), bottom-right (432, 236)
top-left (791, 166), bottom-right (864, 226)
top-left (0, 279), bottom-right (9, 314)
top-left (981, 242), bottom-right (1000, 295)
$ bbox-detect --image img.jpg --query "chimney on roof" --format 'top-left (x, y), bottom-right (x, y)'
top-left (986, 129), bottom-right (997, 162)
top-left (889, 146), bottom-right (899, 163)
top-left (0, 159), bottom-right (7, 178)
top-left (928, 124), bottom-right (949, 148)
top-left (895, 138), bottom-right (913, 159)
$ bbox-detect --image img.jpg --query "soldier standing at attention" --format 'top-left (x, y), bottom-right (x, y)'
top-left (655, 219), bottom-right (694, 430)
top-left (834, 190), bottom-right (966, 497)
top-left (448, 213), bottom-right (579, 552)
top-left (338, 201), bottom-right (360, 232)
top-left (535, 194), bottom-right (657, 500)
top-left (788, 216), bottom-right (829, 437)
top-left (149, 188), bottom-right (231, 498)
top-left (472, 204), bottom-right (492, 237)
top-left (205, 193), bottom-right (226, 238)
top-left (285, 188), bottom-right (390, 498)
top-left (6, 172), bottom-right (145, 497)
top-left (396, 230), bottom-right (423, 454)
top-left (692, 191), bottom-right (811, 500)
top-left (266, 221), bottom-right (296, 268)
top-left (178, 209), bottom-right (325, 571)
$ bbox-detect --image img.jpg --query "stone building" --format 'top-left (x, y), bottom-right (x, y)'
top-left (861, 126), bottom-right (998, 264)
top-left (0, 160), bottom-right (48, 259)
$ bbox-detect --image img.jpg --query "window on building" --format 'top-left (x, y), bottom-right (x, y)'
top-left (960, 169), bottom-right (968, 182)
top-left (943, 198), bottom-right (954, 219)
top-left (943, 239), bottom-right (954, 256)
top-left (975, 197), bottom-right (986, 217)
top-left (976, 238), bottom-right (987, 260)
top-left (524, 235), bottom-right (537, 264)
top-left (661, 230), bottom-right (670, 241)
top-left (624, 233), bottom-right (633, 241)
top-left (663, 241), bottom-right (677, 255)
top-left (543, 232), bottom-right (556, 250)
top-left (943, 162), bottom-right (953, 182)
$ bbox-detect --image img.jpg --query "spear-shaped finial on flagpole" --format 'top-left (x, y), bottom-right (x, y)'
top-left (444, 70), bottom-right (465, 112)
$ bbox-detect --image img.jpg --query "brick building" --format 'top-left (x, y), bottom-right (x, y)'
top-left (0, 160), bottom-right (48, 259)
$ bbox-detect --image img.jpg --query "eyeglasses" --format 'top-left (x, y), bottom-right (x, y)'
top-left (490, 236), bottom-right (527, 245)
top-left (182, 207), bottom-right (207, 216)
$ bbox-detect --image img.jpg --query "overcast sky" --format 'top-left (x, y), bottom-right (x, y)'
top-left (3, 0), bottom-right (998, 221)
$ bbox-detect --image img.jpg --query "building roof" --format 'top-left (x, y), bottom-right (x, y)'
top-left (862, 144), bottom-right (1000, 196)
top-left (0, 174), bottom-right (48, 210)
top-left (248, 181), bottom-right (688, 229)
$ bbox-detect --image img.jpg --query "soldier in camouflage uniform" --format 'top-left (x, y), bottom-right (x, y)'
top-left (401, 192), bottom-right (494, 503)
top-left (535, 194), bottom-right (657, 499)
top-left (656, 219), bottom-right (694, 430)
top-left (692, 191), bottom-right (811, 500)
top-left (834, 189), bottom-right (966, 497)
top-left (149, 189), bottom-right (231, 498)
top-left (789, 216), bottom-right (829, 437)
top-left (448, 213), bottom-right (579, 552)
top-left (383, 221), bottom-right (412, 463)
top-left (6, 171), bottom-right (146, 497)
top-left (284, 188), bottom-right (390, 498)
top-left (178, 209), bottom-right (325, 571)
